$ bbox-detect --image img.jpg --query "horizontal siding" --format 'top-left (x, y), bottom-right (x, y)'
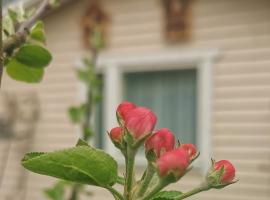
top-left (1, 0), bottom-right (270, 200)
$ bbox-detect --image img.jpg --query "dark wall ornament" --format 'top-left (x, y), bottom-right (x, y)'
top-left (162, 0), bottom-right (193, 42)
top-left (81, 1), bottom-right (110, 49)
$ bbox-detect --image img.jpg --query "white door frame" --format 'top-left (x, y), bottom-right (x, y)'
top-left (97, 48), bottom-right (219, 172)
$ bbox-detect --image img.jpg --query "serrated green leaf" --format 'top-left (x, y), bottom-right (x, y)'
top-left (30, 21), bottom-right (46, 43)
top-left (76, 139), bottom-right (90, 147)
top-left (14, 44), bottom-right (52, 68)
top-left (151, 191), bottom-right (183, 200)
top-left (6, 59), bottom-right (45, 83)
top-left (22, 146), bottom-right (118, 186)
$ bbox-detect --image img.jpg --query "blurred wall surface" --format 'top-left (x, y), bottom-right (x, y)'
top-left (1, 0), bottom-right (270, 200)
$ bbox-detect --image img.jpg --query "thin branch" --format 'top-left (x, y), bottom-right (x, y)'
top-left (18, 0), bottom-right (50, 34)
top-left (3, 0), bottom-right (51, 54)
top-left (0, 0), bottom-right (3, 87)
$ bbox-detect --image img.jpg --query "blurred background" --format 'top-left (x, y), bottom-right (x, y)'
top-left (1, 0), bottom-right (270, 200)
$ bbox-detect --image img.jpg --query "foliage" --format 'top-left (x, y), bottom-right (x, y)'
top-left (22, 143), bottom-right (118, 186)
top-left (43, 27), bottom-right (103, 200)
top-left (22, 101), bottom-right (237, 200)
top-left (3, 3), bottom-right (52, 83)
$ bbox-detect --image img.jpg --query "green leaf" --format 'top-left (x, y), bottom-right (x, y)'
top-left (8, 9), bottom-right (18, 23)
top-left (49, 0), bottom-right (61, 8)
top-left (76, 139), bottom-right (90, 147)
top-left (6, 59), bottom-right (44, 83)
top-left (84, 127), bottom-right (94, 139)
top-left (68, 106), bottom-right (83, 123)
top-left (30, 21), bottom-right (46, 43)
top-left (3, 15), bottom-right (15, 40)
top-left (14, 44), bottom-right (52, 68)
top-left (44, 181), bottom-right (66, 200)
top-left (22, 146), bottom-right (118, 186)
top-left (151, 191), bottom-right (183, 200)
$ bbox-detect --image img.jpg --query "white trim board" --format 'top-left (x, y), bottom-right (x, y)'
top-left (97, 48), bottom-right (219, 173)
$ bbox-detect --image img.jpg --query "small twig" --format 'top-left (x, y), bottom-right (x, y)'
top-left (0, 139), bottom-right (12, 189)
top-left (0, 0), bottom-right (3, 87)
top-left (18, 0), bottom-right (50, 34)
top-left (3, 0), bottom-right (51, 54)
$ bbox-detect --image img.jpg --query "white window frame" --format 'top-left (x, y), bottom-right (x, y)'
top-left (97, 48), bottom-right (219, 173)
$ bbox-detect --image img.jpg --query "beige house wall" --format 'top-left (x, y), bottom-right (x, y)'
top-left (1, 0), bottom-right (270, 199)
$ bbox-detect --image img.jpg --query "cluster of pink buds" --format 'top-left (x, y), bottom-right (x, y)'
top-left (108, 101), bottom-right (237, 199)
top-left (110, 101), bottom-right (157, 145)
top-left (145, 128), bottom-right (199, 181)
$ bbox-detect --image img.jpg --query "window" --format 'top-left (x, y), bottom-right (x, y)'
top-left (96, 49), bottom-right (218, 172)
top-left (123, 69), bottom-right (197, 145)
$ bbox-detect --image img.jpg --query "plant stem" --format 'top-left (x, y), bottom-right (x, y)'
top-left (0, 0), bottom-right (3, 88)
top-left (105, 186), bottom-right (125, 200)
top-left (124, 146), bottom-right (136, 200)
top-left (136, 162), bottom-right (156, 197)
top-left (68, 31), bottom-right (100, 200)
top-left (140, 179), bottom-right (167, 200)
top-left (3, 0), bottom-right (50, 55)
top-left (176, 184), bottom-right (211, 200)
top-left (69, 184), bottom-right (80, 200)
top-left (116, 176), bottom-right (125, 185)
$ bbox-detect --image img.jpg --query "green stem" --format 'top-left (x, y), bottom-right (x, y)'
top-left (137, 162), bottom-right (156, 197)
top-left (124, 146), bottom-right (136, 200)
top-left (116, 176), bottom-right (125, 185)
top-left (140, 179), bottom-right (167, 200)
top-left (105, 186), bottom-right (125, 200)
top-left (177, 184), bottom-right (211, 200)
top-left (68, 185), bottom-right (80, 200)
top-left (0, 0), bottom-right (3, 88)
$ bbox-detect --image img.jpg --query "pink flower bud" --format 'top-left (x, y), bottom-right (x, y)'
top-left (124, 107), bottom-right (157, 139)
top-left (145, 128), bottom-right (175, 158)
top-left (180, 144), bottom-right (198, 161)
top-left (116, 101), bottom-right (136, 121)
top-left (109, 127), bottom-right (124, 142)
top-left (214, 160), bottom-right (236, 184)
top-left (157, 148), bottom-right (189, 178)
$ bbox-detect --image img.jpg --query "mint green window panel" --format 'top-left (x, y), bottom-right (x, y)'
top-left (123, 69), bottom-right (197, 144)
top-left (95, 75), bottom-right (104, 148)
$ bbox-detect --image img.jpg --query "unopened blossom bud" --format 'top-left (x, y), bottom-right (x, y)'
top-left (109, 127), bottom-right (124, 142)
top-left (180, 144), bottom-right (198, 161)
top-left (116, 101), bottom-right (136, 124)
top-left (214, 160), bottom-right (236, 184)
top-left (145, 128), bottom-right (175, 159)
top-left (157, 148), bottom-right (189, 179)
top-left (109, 127), bottom-right (124, 149)
top-left (207, 160), bottom-right (236, 186)
top-left (125, 107), bottom-right (157, 140)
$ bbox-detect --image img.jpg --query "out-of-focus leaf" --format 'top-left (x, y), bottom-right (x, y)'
top-left (6, 59), bottom-right (44, 83)
top-left (14, 44), bottom-right (52, 68)
top-left (49, 0), bottom-right (61, 8)
top-left (68, 106), bottom-right (85, 123)
top-left (44, 181), bottom-right (65, 200)
top-left (8, 9), bottom-right (18, 23)
top-left (30, 21), bottom-right (46, 43)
